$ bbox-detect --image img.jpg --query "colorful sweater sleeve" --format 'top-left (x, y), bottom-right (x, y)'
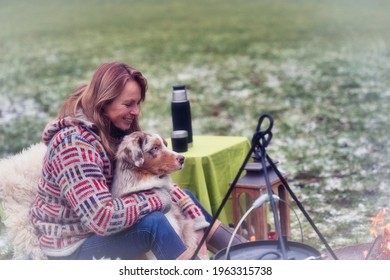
top-left (52, 134), bottom-right (169, 236)
top-left (170, 184), bottom-right (210, 230)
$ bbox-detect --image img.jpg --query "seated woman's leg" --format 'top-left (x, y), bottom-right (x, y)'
top-left (183, 189), bottom-right (247, 253)
top-left (75, 212), bottom-right (187, 260)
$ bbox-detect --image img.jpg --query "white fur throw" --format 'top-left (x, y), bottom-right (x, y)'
top-left (0, 143), bottom-right (47, 259)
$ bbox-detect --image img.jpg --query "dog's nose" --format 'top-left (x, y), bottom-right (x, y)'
top-left (177, 155), bottom-right (185, 165)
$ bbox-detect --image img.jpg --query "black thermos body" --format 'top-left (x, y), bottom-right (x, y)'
top-left (171, 84), bottom-right (193, 146)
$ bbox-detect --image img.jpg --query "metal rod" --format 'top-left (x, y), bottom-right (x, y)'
top-left (266, 153), bottom-right (339, 260)
top-left (365, 236), bottom-right (381, 260)
top-left (258, 148), bottom-right (288, 259)
top-left (252, 113), bottom-right (288, 259)
top-left (190, 144), bottom-right (255, 259)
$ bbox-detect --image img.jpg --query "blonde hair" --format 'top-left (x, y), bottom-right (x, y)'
top-left (58, 61), bottom-right (148, 158)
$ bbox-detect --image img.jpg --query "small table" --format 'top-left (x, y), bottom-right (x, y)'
top-left (169, 135), bottom-right (251, 225)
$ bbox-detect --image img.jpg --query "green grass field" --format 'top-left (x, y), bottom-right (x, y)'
top-left (1, 0), bottom-right (390, 258)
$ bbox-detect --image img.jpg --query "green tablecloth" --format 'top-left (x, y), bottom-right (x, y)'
top-left (169, 135), bottom-right (250, 225)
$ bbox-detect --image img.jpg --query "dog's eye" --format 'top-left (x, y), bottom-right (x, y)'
top-left (151, 145), bottom-right (160, 152)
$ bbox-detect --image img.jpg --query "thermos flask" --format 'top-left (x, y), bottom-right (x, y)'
top-left (171, 84), bottom-right (193, 147)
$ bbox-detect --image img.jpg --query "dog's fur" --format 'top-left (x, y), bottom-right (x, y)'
top-left (111, 131), bottom-right (208, 259)
top-left (0, 142), bottom-right (47, 259)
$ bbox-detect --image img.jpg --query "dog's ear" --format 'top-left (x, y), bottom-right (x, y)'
top-left (117, 132), bottom-right (145, 168)
top-left (129, 132), bottom-right (145, 167)
top-left (161, 136), bottom-right (168, 147)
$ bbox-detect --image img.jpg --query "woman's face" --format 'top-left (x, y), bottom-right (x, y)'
top-left (104, 80), bottom-right (142, 131)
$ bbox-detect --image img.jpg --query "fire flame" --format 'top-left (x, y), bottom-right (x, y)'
top-left (369, 209), bottom-right (387, 238)
top-left (365, 209), bottom-right (390, 259)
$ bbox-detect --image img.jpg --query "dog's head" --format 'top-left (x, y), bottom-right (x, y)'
top-left (116, 131), bottom-right (185, 176)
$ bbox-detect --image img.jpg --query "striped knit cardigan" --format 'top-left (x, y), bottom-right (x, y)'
top-left (31, 115), bottom-right (208, 257)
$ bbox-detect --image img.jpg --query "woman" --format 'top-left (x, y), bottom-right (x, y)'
top-left (31, 61), bottom-right (245, 260)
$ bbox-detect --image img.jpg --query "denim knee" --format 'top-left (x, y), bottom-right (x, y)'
top-left (138, 211), bottom-right (178, 238)
top-left (139, 211), bottom-right (187, 259)
top-left (142, 211), bottom-right (169, 224)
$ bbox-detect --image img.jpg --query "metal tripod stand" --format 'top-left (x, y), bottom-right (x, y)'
top-left (191, 113), bottom-right (338, 260)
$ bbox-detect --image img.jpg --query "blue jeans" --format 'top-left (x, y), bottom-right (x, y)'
top-left (51, 190), bottom-right (213, 260)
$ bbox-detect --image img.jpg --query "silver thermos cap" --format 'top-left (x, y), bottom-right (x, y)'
top-left (172, 84), bottom-right (188, 102)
